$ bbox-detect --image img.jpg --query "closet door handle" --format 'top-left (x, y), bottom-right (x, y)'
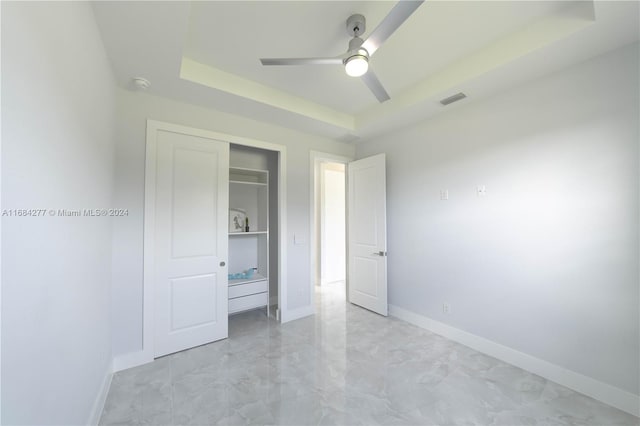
top-left (220, 261), bottom-right (226, 267)
top-left (372, 251), bottom-right (387, 257)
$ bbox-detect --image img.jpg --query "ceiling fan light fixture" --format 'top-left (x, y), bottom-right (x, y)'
top-left (345, 54), bottom-right (368, 77)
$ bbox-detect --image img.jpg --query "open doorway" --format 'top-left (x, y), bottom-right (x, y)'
top-left (319, 163), bottom-right (346, 287)
top-left (310, 151), bottom-right (352, 310)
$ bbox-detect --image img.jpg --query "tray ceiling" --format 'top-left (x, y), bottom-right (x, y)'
top-left (92, 1), bottom-right (639, 142)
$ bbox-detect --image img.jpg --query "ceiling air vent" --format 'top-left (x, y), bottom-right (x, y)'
top-left (338, 134), bottom-right (360, 144)
top-left (440, 92), bottom-right (467, 106)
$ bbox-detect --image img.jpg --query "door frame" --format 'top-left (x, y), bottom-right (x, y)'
top-left (143, 120), bottom-right (287, 363)
top-left (309, 151), bottom-right (353, 313)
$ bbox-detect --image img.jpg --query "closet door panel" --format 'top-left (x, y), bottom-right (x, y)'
top-left (153, 130), bottom-right (229, 357)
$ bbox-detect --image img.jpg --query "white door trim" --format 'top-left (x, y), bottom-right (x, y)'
top-left (309, 151), bottom-right (353, 314)
top-left (142, 119), bottom-right (287, 364)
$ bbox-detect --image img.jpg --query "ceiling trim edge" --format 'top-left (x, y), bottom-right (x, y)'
top-left (180, 57), bottom-right (355, 131)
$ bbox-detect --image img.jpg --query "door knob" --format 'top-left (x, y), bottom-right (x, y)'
top-left (220, 261), bottom-right (226, 267)
top-left (372, 251), bottom-right (387, 256)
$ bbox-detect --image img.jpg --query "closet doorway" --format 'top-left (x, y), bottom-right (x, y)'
top-left (228, 145), bottom-right (279, 320)
top-left (143, 120), bottom-right (288, 362)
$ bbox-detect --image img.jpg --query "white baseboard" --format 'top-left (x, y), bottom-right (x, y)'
top-left (87, 361), bottom-right (113, 426)
top-left (280, 305), bottom-right (314, 323)
top-left (389, 304), bottom-right (640, 418)
top-left (113, 350), bottom-right (153, 373)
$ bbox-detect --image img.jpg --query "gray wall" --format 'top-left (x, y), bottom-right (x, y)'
top-left (356, 43), bottom-right (639, 395)
top-left (112, 89), bottom-right (354, 357)
top-left (1, 2), bottom-right (116, 423)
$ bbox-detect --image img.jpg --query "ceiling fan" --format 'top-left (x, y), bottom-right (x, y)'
top-left (260, 1), bottom-right (424, 103)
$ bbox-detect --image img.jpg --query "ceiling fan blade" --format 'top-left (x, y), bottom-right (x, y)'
top-left (361, 0), bottom-right (424, 56)
top-left (361, 70), bottom-right (390, 103)
top-left (260, 57), bottom-right (344, 66)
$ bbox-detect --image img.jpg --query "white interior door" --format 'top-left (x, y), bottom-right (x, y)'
top-left (347, 154), bottom-right (388, 316)
top-left (154, 130), bottom-right (229, 357)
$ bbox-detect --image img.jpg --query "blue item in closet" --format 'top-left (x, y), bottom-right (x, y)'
top-left (228, 269), bottom-right (256, 280)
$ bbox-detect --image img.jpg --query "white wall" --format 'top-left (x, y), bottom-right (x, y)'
top-left (321, 164), bottom-right (346, 284)
top-left (1, 2), bottom-right (116, 424)
top-left (112, 89), bottom-right (354, 357)
top-left (357, 43), bottom-right (639, 396)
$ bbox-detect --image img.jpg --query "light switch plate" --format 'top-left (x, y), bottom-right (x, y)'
top-left (294, 233), bottom-right (306, 245)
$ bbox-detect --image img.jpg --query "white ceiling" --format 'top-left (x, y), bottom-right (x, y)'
top-left (185, 1), bottom-right (566, 114)
top-left (92, 1), bottom-right (639, 143)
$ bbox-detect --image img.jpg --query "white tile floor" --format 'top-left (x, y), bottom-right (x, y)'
top-left (100, 282), bottom-right (638, 425)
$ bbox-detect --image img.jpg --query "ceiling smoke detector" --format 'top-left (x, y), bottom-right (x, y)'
top-left (132, 77), bottom-right (151, 90)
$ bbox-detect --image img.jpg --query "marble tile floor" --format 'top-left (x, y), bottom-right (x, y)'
top-left (100, 283), bottom-right (638, 425)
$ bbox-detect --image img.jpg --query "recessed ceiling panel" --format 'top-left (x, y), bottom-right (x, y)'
top-left (184, 1), bottom-right (569, 115)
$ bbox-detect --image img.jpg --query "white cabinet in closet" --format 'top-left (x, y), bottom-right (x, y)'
top-left (228, 167), bottom-right (269, 316)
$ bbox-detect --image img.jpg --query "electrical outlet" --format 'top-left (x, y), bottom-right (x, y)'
top-left (442, 303), bottom-right (451, 314)
top-left (477, 185), bottom-right (487, 196)
top-left (440, 190), bottom-right (449, 200)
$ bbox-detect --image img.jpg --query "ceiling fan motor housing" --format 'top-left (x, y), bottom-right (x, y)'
top-left (348, 37), bottom-right (365, 52)
top-left (344, 33), bottom-right (369, 77)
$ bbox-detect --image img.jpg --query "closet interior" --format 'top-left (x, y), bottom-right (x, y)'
top-left (228, 145), bottom-right (279, 318)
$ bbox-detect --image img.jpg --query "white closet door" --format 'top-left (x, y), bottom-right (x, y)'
top-left (154, 130), bottom-right (229, 357)
top-left (348, 154), bottom-right (388, 316)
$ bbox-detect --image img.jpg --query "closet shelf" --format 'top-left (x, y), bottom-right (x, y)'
top-left (229, 231), bottom-right (267, 236)
top-left (228, 273), bottom-right (267, 287)
top-left (229, 180), bottom-right (268, 187)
